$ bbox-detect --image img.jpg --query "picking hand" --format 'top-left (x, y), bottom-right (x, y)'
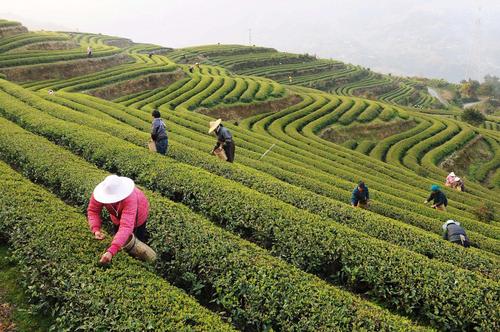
top-left (94, 230), bottom-right (105, 240)
top-left (99, 252), bottom-right (113, 265)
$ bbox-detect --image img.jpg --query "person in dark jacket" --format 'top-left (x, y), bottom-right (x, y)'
top-left (151, 109), bottom-right (168, 155)
top-left (351, 181), bottom-right (369, 208)
top-left (209, 119), bottom-right (235, 163)
top-left (442, 220), bottom-right (470, 247)
top-left (424, 184), bottom-right (448, 211)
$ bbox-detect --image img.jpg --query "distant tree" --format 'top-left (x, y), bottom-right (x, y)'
top-left (461, 108), bottom-right (486, 126)
top-left (478, 74), bottom-right (500, 98)
top-left (460, 79), bottom-right (480, 99)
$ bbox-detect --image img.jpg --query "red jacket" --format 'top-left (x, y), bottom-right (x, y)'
top-left (87, 188), bottom-right (149, 256)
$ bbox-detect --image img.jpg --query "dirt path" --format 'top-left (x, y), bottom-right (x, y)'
top-left (427, 87), bottom-right (449, 106)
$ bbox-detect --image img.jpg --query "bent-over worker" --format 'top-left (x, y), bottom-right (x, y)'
top-left (351, 181), bottom-right (369, 208)
top-left (87, 175), bottom-right (150, 264)
top-left (424, 184), bottom-right (448, 211)
top-left (442, 220), bottom-right (470, 247)
top-left (151, 109), bottom-right (168, 155)
top-left (209, 119), bottom-right (235, 162)
top-left (445, 172), bottom-right (465, 192)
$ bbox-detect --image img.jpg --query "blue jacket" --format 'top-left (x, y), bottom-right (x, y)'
top-left (214, 125), bottom-right (233, 149)
top-left (443, 223), bottom-right (469, 243)
top-left (427, 190), bottom-right (447, 207)
top-left (351, 186), bottom-right (369, 205)
top-left (151, 118), bottom-right (167, 141)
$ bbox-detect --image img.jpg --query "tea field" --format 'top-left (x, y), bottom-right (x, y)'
top-left (0, 19), bottom-right (498, 331)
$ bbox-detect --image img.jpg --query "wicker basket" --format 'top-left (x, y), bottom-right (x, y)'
top-left (214, 147), bottom-right (227, 161)
top-left (123, 234), bottom-right (157, 263)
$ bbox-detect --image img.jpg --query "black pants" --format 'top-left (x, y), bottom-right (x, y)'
top-left (113, 222), bottom-right (148, 243)
top-left (223, 141), bottom-right (235, 163)
top-left (155, 137), bottom-right (168, 155)
top-left (451, 239), bottom-right (470, 248)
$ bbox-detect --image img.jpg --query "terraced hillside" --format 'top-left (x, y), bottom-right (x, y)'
top-left (0, 20), bottom-right (499, 331)
top-left (167, 44), bottom-right (441, 109)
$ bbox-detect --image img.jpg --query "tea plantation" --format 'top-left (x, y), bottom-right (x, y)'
top-left (0, 20), bottom-right (498, 331)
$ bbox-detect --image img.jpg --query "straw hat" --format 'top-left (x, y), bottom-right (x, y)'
top-left (208, 119), bottom-right (222, 134)
top-left (449, 172), bottom-right (456, 177)
top-left (93, 175), bottom-right (135, 204)
top-left (442, 219), bottom-right (460, 230)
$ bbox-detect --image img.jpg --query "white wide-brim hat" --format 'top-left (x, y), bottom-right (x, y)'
top-left (442, 219), bottom-right (460, 230)
top-left (93, 175), bottom-right (135, 204)
top-left (208, 119), bottom-right (222, 134)
top-left (448, 172), bottom-right (456, 177)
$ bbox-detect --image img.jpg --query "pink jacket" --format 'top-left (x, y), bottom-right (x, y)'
top-left (87, 188), bottom-right (149, 256)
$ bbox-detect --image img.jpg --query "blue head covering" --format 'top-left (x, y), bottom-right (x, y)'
top-left (431, 184), bottom-right (440, 191)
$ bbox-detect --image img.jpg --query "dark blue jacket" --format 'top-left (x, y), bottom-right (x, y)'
top-left (351, 186), bottom-right (369, 205)
top-left (427, 190), bottom-right (448, 207)
top-left (151, 118), bottom-right (168, 141)
top-left (214, 125), bottom-right (233, 149)
top-left (443, 223), bottom-right (469, 243)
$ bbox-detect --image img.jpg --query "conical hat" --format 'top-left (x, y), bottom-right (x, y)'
top-left (93, 175), bottom-right (135, 204)
top-left (208, 119), bottom-right (222, 134)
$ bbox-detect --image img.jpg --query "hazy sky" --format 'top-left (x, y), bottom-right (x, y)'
top-left (2, 0), bottom-right (499, 82)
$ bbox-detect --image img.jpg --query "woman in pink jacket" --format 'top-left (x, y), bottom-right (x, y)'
top-left (87, 175), bottom-right (149, 265)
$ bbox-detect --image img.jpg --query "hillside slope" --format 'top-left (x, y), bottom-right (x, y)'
top-left (0, 20), bottom-right (498, 331)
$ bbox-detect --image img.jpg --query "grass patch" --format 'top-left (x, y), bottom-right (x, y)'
top-left (0, 245), bottom-right (52, 332)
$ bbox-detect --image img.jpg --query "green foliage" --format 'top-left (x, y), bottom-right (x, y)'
top-left (461, 108), bottom-right (486, 126)
top-left (0, 83), bottom-right (498, 331)
top-left (0, 246), bottom-right (52, 331)
top-left (0, 161), bottom-right (234, 332)
top-left (0, 116), bottom-right (425, 331)
top-left (474, 202), bottom-right (495, 223)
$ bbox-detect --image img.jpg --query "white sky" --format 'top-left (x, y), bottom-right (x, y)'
top-left (1, 0), bottom-right (499, 81)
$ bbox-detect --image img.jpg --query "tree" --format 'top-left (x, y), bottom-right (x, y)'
top-left (479, 74), bottom-right (500, 98)
top-left (459, 79), bottom-right (480, 99)
top-left (460, 108), bottom-right (486, 126)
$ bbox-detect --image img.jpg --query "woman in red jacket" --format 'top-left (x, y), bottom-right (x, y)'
top-left (87, 175), bottom-right (149, 264)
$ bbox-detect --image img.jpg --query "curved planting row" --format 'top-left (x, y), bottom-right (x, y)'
top-left (0, 118), bottom-right (429, 331)
top-left (286, 66), bottom-right (359, 86)
top-left (210, 51), bottom-right (315, 71)
top-left (240, 59), bottom-right (337, 77)
top-left (475, 136), bottom-right (500, 187)
top-left (173, 89), bottom-right (498, 230)
top-left (0, 33), bottom-right (121, 68)
top-left (335, 73), bottom-right (392, 96)
top-left (134, 66), bottom-right (285, 111)
top-left (378, 84), bottom-right (413, 104)
top-left (0, 32), bottom-right (70, 53)
top-left (238, 91), bottom-right (498, 229)
top-left (1, 84), bottom-right (499, 330)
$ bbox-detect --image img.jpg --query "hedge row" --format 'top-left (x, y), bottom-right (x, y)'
top-left (81, 91), bottom-right (499, 252)
top-left (240, 93), bottom-right (498, 233)
top-left (0, 85), bottom-right (498, 330)
top-left (0, 117), bottom-right (427, 331)
top-left (28, 88), bottom-right (500, 277)
top-left (378, 106), bottom-right (397, 121)
top-left (0, 160), bottom-right (233, 331)
top-left (0, 33), bottom-right (69, 53)
top-left (402, 120), bottom-right (460, 170)
top-left (247, 94), bottom-right (500, 222)
top-left (369, 119), bottom-right (430, 161)
top-left (357, 102), bottom-right (381, 122)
